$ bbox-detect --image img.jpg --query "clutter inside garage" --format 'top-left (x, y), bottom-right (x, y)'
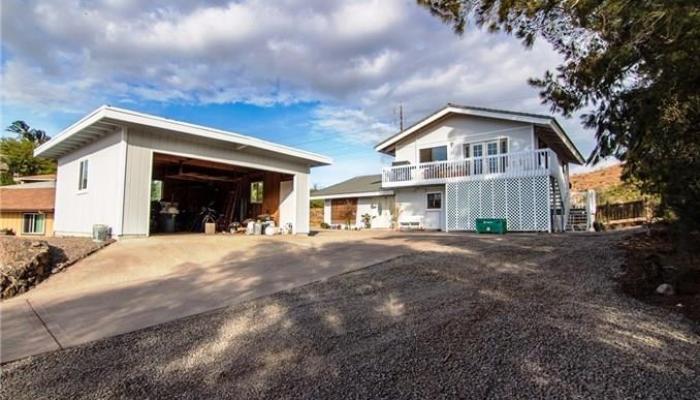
top-left (150, 153), bottom-right (293, 235)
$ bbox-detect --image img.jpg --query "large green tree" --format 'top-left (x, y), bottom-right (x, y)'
top-left (418, 0), bottom-right (700, 228)
top-left (1, 121), bottom-right (55, 185)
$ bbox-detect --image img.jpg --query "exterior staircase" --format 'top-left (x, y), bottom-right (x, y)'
top-left (549, 177), bottom-right (566, 232)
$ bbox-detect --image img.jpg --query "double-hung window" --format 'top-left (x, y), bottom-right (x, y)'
top-left (78, 159), bottom-right (89, 191)
top-left (23, 213), bottom-right (46, 235)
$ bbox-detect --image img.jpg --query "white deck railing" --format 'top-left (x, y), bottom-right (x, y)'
top-left (382, 149), bottom-right (560, 187)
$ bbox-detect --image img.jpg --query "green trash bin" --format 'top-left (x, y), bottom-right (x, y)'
top-left (475, 218), bottom-right (507, 234)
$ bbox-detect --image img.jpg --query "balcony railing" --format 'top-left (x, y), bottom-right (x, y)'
top-left (382, 149), bottom-right (560, 187)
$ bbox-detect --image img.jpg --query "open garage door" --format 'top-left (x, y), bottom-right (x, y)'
top-left (150, 153), bottom-right (293, 234)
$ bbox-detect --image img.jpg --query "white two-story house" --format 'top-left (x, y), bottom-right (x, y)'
top-left (313, 104), bottom-right (584, 232)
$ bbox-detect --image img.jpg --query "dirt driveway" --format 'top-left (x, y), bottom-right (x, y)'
top-left (3, 231), bottom-right (698, 399)
top-left (1, 230), bottom-right (460, 363)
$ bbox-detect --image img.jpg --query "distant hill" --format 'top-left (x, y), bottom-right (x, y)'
top-left (571, 164), bottom-right (623, 192)
top-left (571, 163), bottom-right (650, 204)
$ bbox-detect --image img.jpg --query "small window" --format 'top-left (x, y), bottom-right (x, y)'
top-left (427, 192), bottom-right (442, 210)
top-left (23, 213), bottom-right (45, 235)
top-left (500, 138), bottom-right (508, 154)
top-left (250, 181), bottom-right (264, 204)
top-left (151, 180), bottom-right (163, 201)
top-left (78, 159), bottom-right (89, 191)
top-left (463, 144), bottom-right (470, 158)
top-left (419, 146), bottom-right (448, 163)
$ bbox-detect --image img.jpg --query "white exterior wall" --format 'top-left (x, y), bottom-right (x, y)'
top-left (54, 131), bottom-right (124, 236)
top-left (278, 180), bottom-right (295, 230)
top-left (356, 196), bottom-right (394, 228)
top-left (395, 186), bottom-right (445, 230)
top-left (394, 115), bottom-right (534, 164)
top-left (323, 200), bottom-right (332, 225)
top-left (293, 173), bottom-right (310, 234)
top-left (321, 195), bottom-right (394, 229)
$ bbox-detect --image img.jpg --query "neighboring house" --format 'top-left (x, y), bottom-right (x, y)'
top-left (34, 106), bottom-right (331, 238)
top-left (0, 181), bottom-right (56, 236)
top-left (310, 175), bottom-right (395, 228)
top-left (321, 104), bottom-right (584, 232)
top-left (13, 174), bottom-right (57, 184)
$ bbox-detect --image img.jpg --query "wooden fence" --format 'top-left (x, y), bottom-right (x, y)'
top-left (596, 200), bottom-right (647, 222)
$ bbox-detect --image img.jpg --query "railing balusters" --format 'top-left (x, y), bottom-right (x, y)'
top-left (382, 149), bottom-right (560, 186)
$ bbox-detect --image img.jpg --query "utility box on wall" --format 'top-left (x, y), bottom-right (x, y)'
top-left (475, 218), bottom-right (507, 234)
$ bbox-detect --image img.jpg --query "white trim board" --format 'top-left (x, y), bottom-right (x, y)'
top-left (310, 190), bottom-right (394, 200)
top-left (375, 105), bottom-right (583, 164)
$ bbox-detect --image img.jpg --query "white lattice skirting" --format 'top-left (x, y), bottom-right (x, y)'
top-left (446, 176), bottom-right (551, 232)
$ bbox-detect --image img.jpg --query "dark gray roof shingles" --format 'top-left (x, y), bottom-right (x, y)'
top-left (311, 174), bottom-right (386, 197)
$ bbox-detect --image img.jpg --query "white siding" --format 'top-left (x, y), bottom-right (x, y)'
top-left (394, 115), bottom-right (533, 164)
top-left (121, 134), bottom-right (152, 236)
top-left (54, 132), bottom-right (124, 236)
top-left (356, 196), bottom-right (394, 228)
top-left (323, 200), bottom-right (332, 224)
top-left (278, 180), bottom-right (295, 230)
top-left (293, 173), bottom-right (310, 234)
top-left (394, 186), bottom-right (445, 230)
top-left (127, 128), bottom-right (309, 175)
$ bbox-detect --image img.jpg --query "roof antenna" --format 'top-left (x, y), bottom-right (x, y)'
top-left (395, 103), bottom-right (404, 131)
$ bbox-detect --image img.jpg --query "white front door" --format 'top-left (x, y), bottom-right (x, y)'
top-left (424, 191), bottom-right (443, 230)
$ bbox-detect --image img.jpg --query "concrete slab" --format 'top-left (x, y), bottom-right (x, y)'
top-left (1, 230), bottom-right (463, 363)
top-left (0, 299), bottom-right (61, 362)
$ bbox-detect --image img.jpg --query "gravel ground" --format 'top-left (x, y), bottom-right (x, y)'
top-left (2, 232), bottom-right (698, 399)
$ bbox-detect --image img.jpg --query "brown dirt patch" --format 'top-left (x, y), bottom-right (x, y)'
top-left (618, 226), bottom-right (700, 322)
top-left (0, 236), bottom-right (113, 299)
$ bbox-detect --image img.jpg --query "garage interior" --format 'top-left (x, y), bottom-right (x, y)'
top-left (150, 153), bottom-right (293, 234)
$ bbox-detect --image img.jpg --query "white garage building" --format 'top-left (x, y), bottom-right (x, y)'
top-left (34, 106), bottom-right (331, 238)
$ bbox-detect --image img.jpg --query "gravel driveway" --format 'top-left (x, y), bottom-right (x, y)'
top-left (2, 232), bottom-right (699, 399)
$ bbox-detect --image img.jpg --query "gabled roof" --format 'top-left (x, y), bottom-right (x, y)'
top-left (375, 104), bottom-right (584, 164)
top-left (310, 174), bottom-right (393, 200)
top-left (35, 106), bottom-right (332, 167)
top-left (0, 183), bottom-right (55, 211)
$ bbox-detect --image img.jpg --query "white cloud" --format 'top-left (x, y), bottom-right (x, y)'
top-left (311, 105), bottom-right (395, 145)
top-left (1, 0), bottom-right (596, 180)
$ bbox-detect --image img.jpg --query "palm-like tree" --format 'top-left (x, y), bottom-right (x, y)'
top-left (6, 121), bottom-right (50, 144)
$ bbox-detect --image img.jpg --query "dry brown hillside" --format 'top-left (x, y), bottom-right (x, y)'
top-left (570, 164), bottom-right (623, 191)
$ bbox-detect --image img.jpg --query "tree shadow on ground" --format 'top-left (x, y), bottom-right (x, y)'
top-left (1, 232), bottom-right (699, 399)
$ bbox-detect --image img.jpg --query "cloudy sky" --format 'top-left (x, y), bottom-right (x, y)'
top-left (1, 0), bottom-right (601, 187)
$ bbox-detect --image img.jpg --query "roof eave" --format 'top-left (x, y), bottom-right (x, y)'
top-left (375, 105), bottom-right (585, 164)
top-left (35, 106), bottom-right (333, 167)
top-left (546, 120), bottom-right (585, 164)
top-left (310, 190), bottom-right (394, 200)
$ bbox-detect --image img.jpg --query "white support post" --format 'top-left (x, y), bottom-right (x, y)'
top-left (586, 189), bottom-right (597, 231)
top-left (293, 172), bottom-right (310, 235)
